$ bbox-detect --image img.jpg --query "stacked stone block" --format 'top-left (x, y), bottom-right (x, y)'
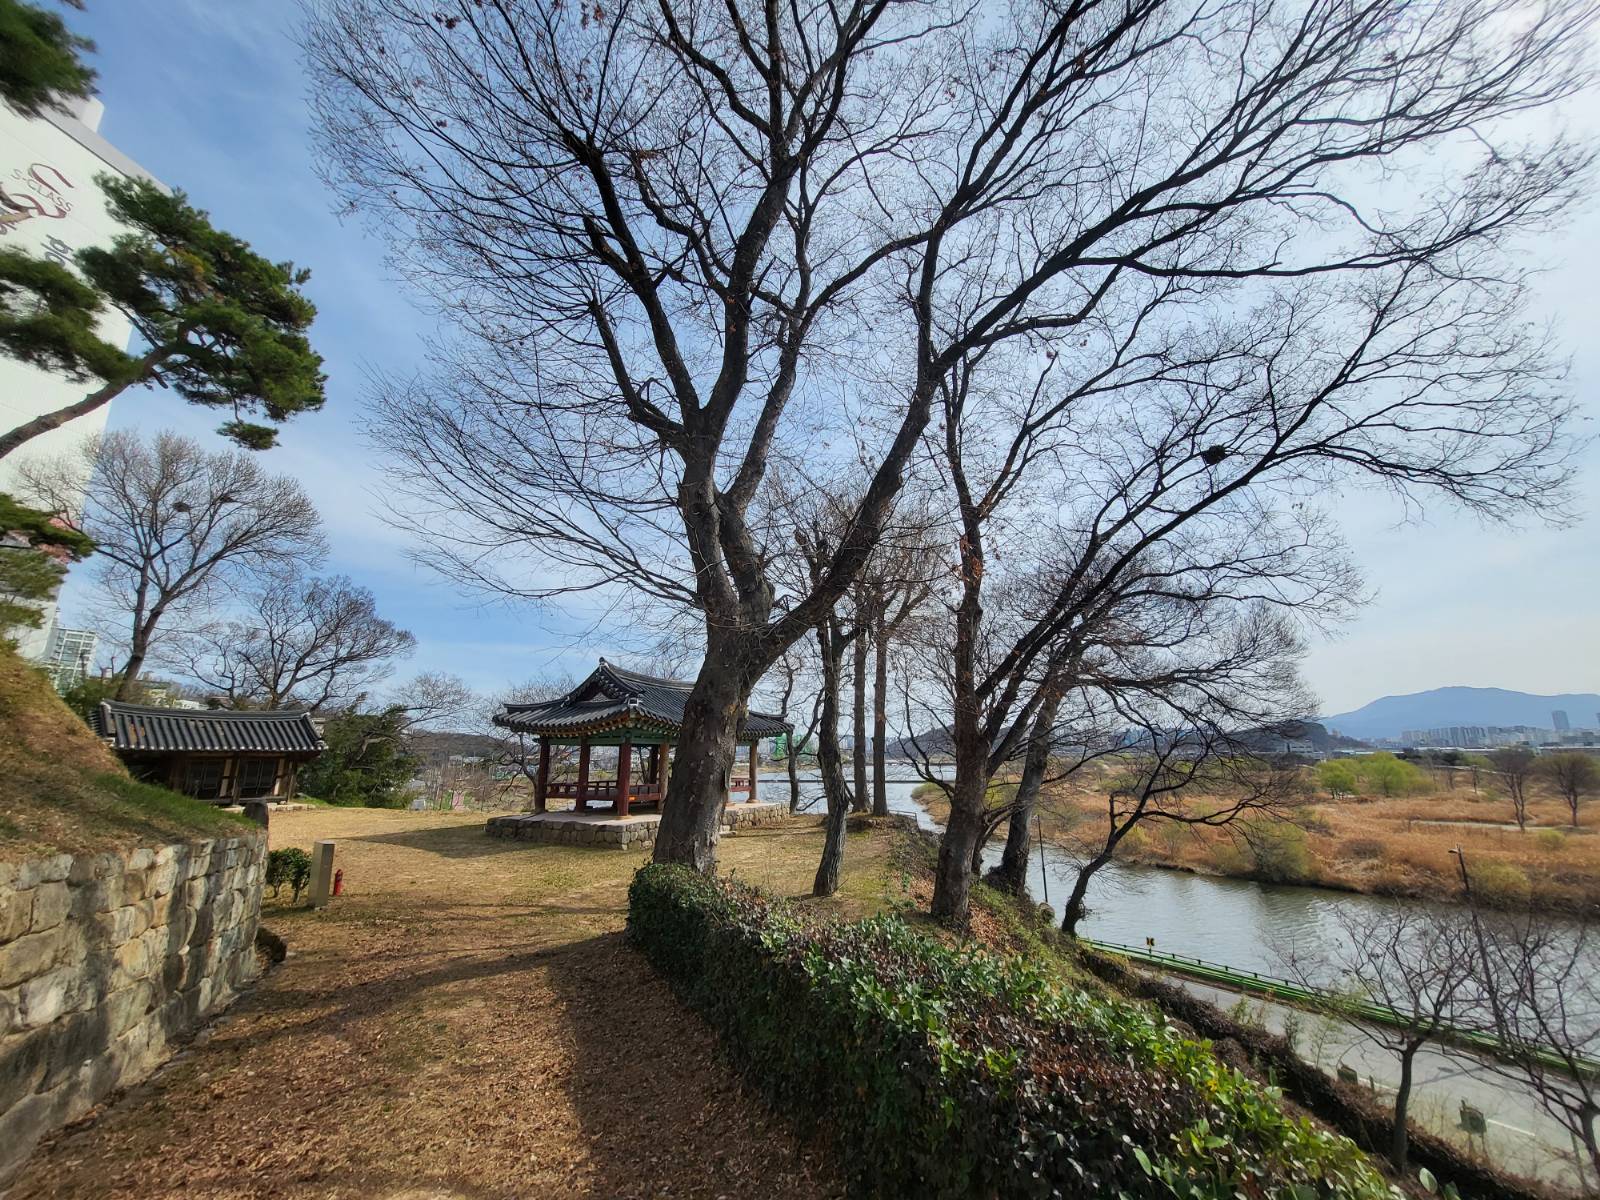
top-left (485, 801), bottom-right (788, 850)
top-left (0, 832), bottom-right (267, 1181)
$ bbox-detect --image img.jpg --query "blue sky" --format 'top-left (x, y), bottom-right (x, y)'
top-left (53, 2), bottom-right (1600, 716)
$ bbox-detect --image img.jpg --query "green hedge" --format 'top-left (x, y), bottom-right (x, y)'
top-left (627, 864), bottom-right (1390, 1200)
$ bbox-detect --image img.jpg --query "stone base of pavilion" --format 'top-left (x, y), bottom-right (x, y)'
top-left (485, 800), bottom-right (788, 850)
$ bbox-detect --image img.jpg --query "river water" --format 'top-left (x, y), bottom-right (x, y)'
top-left (786, 766), bottom-right (1403, 977)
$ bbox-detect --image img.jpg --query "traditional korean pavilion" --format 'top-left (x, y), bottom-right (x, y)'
top-left (494, 660), bottom-right (790, 817)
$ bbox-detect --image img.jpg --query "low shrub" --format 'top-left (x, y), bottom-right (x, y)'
top-left (266, 847), bottom-right (312, 902)
top-left (1297, 806), bottom-right (1333, 836)
top-left (1244, 821), bottom-right (1315, 884)
top-left (1471, 861), bottom-right (1531, 906)
top-left (1533, 828), bottom-right (1567, 853)
top-left (628, 864), bottom-right (1389, 1200)
top-left (1209, 840), bottom-right (1252, 876)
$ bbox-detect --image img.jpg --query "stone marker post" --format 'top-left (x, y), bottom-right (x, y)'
top-left (310, 840), bottom-right (336, 908)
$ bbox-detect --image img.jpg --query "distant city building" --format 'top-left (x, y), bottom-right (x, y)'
top-left (1552, 709), bottom-right (1571, 733)
top-left (1400, 723), bottom-right (1547, 748)
top-left (34, 621), bottom-right (97, 691)
top-left (1, 96), bottom-right (161, 660)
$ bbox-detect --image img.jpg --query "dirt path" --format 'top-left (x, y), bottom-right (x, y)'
top-left (9, 810), bottom-right (892, 1199)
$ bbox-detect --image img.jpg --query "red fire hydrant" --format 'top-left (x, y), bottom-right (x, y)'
top-left (332, 868), bottom-right (344, 897)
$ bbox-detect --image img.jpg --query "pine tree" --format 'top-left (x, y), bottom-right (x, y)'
top-left (0, 490), bottom-right (93, 646)
top-left (0, 176), bottom-right (326, 459)
top-left (0, 0), bottom-right (95, 118)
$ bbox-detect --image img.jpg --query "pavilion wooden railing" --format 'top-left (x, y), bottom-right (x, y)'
top-left (542, 775), bottom-right (756, 809)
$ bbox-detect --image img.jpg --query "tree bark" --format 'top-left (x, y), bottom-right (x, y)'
top-left (813, 618), bottom-right (851, 897)
top-left (115, 611), bottom-right (163, 701)
top-left (787, 742), bottom-right (802, 813)
top-left (872, 611), bottom-right (890, 817)
top-left (931, 484), bottom-right (986, 925)
top-left (851, 598), bottom-right (869, 813)
top-left (932, 772), bottom-right (986, 926)
top-left (1392, 1043), bottom-right (1418, 1170)
top-left (652, 645), bottom-right (749, 872)
top-left (991, 691), bottom-right (1061, 895)
top-left (1060, 847), bottom-right (1114, 936)
top-left (0, 348), bottom-right (166, 462)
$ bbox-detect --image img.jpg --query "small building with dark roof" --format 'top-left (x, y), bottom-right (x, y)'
top-left (91, 701), bottom-right (325, 804)
top-left (494, 660), bottom-right (790, 817)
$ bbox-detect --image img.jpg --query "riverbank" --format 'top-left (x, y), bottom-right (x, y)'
top-left (914, 771), bottom-right (1600, 916)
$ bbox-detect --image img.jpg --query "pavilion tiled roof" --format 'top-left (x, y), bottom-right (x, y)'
top-left (92, 701), bottom-right (325, 754)
top-left (495, 660), bottom-right (791, 740)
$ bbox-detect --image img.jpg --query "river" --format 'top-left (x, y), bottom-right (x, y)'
top-left (785, 765), bottom-right (1411, 976)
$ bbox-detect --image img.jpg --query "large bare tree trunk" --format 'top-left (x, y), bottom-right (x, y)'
top-left (932, 769), bottom-right (987, 926)
top-left (991, 691), bottom-right (1062, 894)
top-left (812, 619), bottom-right (851, 897)
top-left (115, 605), bottom-right (166, 700)
top-left (851, 599), bottom-right (869, 813)
top-left (653, 648), bottom-right (749, 872)
top-left (872, 615), bottom-right (890, 817)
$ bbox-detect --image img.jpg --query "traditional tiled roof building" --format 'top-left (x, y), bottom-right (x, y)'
top-left (91, 701), bottom-right (324, 803)
top-left (493, 660), bottom-right (789, 816)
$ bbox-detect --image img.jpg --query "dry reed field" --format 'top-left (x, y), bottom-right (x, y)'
top-left (922, 757), bottom-right (1600, 913)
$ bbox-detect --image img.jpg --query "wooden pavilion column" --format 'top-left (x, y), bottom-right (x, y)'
top-left (534, 738), bottom-right (550, 813)
top-left (748, 742), bottom-right (758, 805)
top-left (656, 744), bottom-right (670, 793)
top-left (576, 738), bottom-right (591, 812)
top-left (616, 738), bottom-right (633, 818)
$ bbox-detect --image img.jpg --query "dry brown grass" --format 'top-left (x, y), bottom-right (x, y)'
top-left (1022, 763), bottom-right (1600, 913)
top-left (0, 645), bottom-right (250, 856)
top-left (915, 758), bottom-right (1599, 912)
top-left (10, 807), bottom-right (913, 1200)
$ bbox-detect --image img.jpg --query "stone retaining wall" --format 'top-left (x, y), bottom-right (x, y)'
top-left (0, 831), bottom-right (267, 1181)
top-left (486, 801), bottom-right (790, 850)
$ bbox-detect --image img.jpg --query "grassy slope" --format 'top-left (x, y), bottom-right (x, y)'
top-left (0, 644), bottom-right (249, 857)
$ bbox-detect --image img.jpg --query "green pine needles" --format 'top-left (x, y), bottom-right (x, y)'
top-left (0, 0), bottom-right (95, 119)
top-left (0, 175), bottom-right (325, 459)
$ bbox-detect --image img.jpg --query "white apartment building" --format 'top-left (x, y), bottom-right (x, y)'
top-left (1, 96), bottom-right (161, 660)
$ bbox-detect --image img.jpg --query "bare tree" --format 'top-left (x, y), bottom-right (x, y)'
top-left (18, 431), bottom-right (325, 697)
top-left (1468, 906), bottom-right (1600, 1185)
top-left (1283, 905), bottom-right (1481, 1171)
top-left (482, 673), bottom-right (576, 812)
top-left (304, 0), bottom-right (1593, 891)
top-left (866, 511), bottom-right (941, 817)
top-left (303, 0), bottom-right (955, 871)
top-left (1541, 752), bottom-right (1598, 828)
top-left (1053, 673), bottom-right (1312, 937)
top-left (1491, 746), bottom-right (1538, 831)
top-left (175, 569), bottom-right (415, 710)
top-left (392, 671), bottom-right (476, 736)
top-left (798, 518), bottom-right (861, 898)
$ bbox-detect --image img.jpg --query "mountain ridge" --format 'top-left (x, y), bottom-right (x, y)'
top-left (1322, 687), bottom-right (1600, 740)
